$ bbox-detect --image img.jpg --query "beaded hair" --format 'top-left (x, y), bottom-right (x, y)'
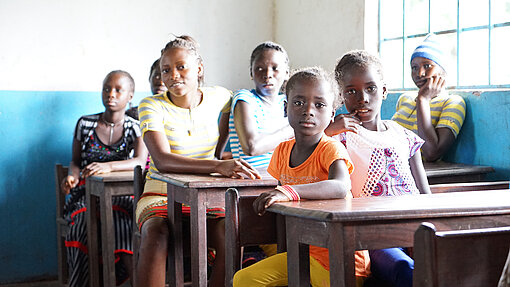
top-left (161, 35), bottom-right (204, 87)
top-left (334, 50), bottom-right (384, 92)
top-left (286, 66), bottom-right (341, 110)
top-left (104, 70), bottom-right (135, 93)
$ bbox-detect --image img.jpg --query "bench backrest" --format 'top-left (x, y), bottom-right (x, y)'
top-left (414, 222), bottom-right (510, 287)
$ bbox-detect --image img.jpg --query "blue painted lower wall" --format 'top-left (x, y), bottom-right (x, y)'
top-left (0, 90), bottom-right (148, 283)
top-left (0, 89), bottom-right (508, 283)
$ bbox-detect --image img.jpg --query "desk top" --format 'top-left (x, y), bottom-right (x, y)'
top-left (151, 171), bottom-right (277, 189)
top-left (268, 189), bottom-right (510, 222)
top-left (424, 161), bottom-right (494, 178)
top-left (88, 171), bottom-right (134, 182)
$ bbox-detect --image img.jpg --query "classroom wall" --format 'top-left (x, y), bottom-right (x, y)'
top-left (0, 0), bottom-right (275, 283)
top-left (0, 0), bottom-right (509, 284)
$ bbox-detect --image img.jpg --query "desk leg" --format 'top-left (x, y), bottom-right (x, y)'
top-left (190, 191), bottom-right (208, 287)
top-left (286, 217), bottom-right (310, 287)
top-left (86, 180), bottom-right (101, 287)
top-left (100, 187), bottom-right (116, 287)
top-left (168, 187), bottom-right (184, 287)
top-left (328, 224), bottom-right (355, 287)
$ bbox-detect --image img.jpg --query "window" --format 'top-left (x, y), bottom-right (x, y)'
top-left (378, 0), bottom-right (510, 90)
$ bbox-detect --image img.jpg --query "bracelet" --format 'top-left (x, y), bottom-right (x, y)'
top-left (275, 185), bottom-right (300, 201)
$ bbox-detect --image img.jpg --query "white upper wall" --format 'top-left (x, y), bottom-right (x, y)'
top-left (0, 0), bottom-right (377, 92)
top-left (0, 0), bottom-right (273, 92)
top-left (274, 0), bottom-right (368, 74)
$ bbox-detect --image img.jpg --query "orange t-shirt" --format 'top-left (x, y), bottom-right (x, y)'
top-left (267, 135), bottom-right (371, 277)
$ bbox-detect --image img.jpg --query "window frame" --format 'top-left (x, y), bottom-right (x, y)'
top-left (378, 0), bottom-right (510, 91)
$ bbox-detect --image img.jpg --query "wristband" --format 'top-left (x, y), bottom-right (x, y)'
top-left (275, 185), bottom-right (300, 201)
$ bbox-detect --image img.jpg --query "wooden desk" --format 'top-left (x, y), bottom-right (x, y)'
top-left (151, 172), bottom-right (277, 287)
top-left (424, 161), bottom-right (494, 184)
top-left (268, 189), bottom-right (510, 287)
top-left (85, 171), bottom-right (134, 287)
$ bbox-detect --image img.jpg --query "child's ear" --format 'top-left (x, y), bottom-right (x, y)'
top-left (197, 62), bottom-right (204, 78)
top-left (284, 100), bottom-right (288, 117)
top-left (382, 85), bottom-right (388, 100)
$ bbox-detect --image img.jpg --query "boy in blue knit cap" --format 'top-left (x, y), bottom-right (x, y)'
top-left (392, 34), bottom-right (466, 162)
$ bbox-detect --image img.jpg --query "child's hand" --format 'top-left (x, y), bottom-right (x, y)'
top-left (418, 75), bottom-right (445, 101)
top-left (326, 112), bottom-right (362, 135)
top-left (61, 175), bottom-right (79, 194)
top-left (81, 162), bottom-right (112, 178)
top-left (216, 159), bottom-right (261, 179)
top-left (253, 190), bottom-right (290, 215)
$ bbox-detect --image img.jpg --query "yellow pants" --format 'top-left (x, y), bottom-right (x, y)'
top-left (233, 252), bottom-right (366, 287)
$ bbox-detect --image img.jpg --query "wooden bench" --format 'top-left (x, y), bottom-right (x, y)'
top-left (414, 222), bottom-right (510, 287)
top-left (55, 164), bottom-right (69, 286)
top-left (225, 188), bottom-right (286, 287)
top-left (430, 181), bottom-right (510, 193)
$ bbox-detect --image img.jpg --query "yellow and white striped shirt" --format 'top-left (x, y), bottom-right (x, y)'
top-left (391, 91), bottom-right (466, 137)
top-left (138, 86), bottom-right (232, 178)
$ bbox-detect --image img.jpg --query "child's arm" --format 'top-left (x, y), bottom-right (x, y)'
top-left (144, 130), bottom-right (260, 179)
top-left (415, 76), bottom-right (455, 161)
top-left (409, 151), bottom-right (431, 194)
top-left (234, 101), bottom-right (293, 156)
top-left (253, 159), bottom-right (351, 215)
top-left (325, 112), bottom-right (361, 136)
top-left (214, 112), bottom-right (230, 160)
top-left (62, 137), bottom-right (82, 194)
top-left (80, 137), bottom-right (149, 178)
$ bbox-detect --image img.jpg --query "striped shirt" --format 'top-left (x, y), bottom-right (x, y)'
top-left (391, 91), bottom-right (466, 137)
top-left (228, 89), bottom-right (288, 169)
top-left (138, 86), bottom-right (231, 178)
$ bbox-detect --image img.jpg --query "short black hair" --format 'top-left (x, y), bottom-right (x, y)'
top-left (286, 66), bottom-right (341, 109)
top-left (104, 70), bottom-right (135, 93)
top-left (334, 50), bottom-right (384, 92)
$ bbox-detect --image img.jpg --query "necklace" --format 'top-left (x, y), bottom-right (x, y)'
top-left (101, 114), bottom-right (124, 145)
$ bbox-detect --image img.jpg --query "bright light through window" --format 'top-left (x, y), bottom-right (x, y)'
top-left (379, 0), bottom-right (510, 90)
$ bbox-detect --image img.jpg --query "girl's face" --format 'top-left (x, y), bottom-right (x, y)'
top-left (286, 79), bottom-right (335, 138)
top-left (149, 64), bottom-right (167, 95)
top-left (411, 56), bottom-right (445, 89)
top-left (102, 73), bottom-right (133, 112)
top-left (341, 65), bottom-right (386, 130)
top-left (160, 47), bottom-right (203, 98)
top-left (251, 49), bottom-right (289, 97)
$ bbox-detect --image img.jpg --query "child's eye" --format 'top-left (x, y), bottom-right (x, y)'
top-left (424, 64), bottom-right (432, 69)
top-left (366, 86), bottom-right (377, 93)
top-left (273, 66), bottom-right (279, 71)
top-left (177, 65), bottom-right (186, 70)
top-left (256, 67), bottom-right (263, 72)
top-left (315, 102), bottom-right (326, 108)
top-left (161, 69), bottom-right (169, 74)
top-left (293, 100), bottom-right (304, 106)
top-left (346, 89), bottom-right (357, 96)
top-left (103, 87), bottom-right (111, 92)
top-left (411, 66), bottom-right (418, 71)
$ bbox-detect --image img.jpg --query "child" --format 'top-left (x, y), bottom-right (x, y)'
top-left (228, 41), bottom-right (294, 169)
top-left (134, 35), bottom-right (260, 287)
top-left (126, 58), bottom-right (168, 120)
top-left (391, 34), bottom-right (466, 162)
top-left (327, 50), bottom-right (431, 287)
top-left (234, 67), bottom-right (371, 287)
top-left (62, 70), bottom-right (149, 287)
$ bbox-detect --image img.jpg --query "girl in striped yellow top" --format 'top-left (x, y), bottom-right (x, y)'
top-left (135, 35), bottom-right (260, 287)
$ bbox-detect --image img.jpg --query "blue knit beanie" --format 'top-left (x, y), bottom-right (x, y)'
top-left (410, 34), bottom-right (447, 73)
